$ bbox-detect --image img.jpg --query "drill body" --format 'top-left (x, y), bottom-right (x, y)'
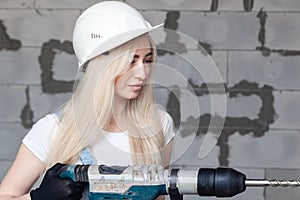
top-left (59, 164), bottom-right (246, 200)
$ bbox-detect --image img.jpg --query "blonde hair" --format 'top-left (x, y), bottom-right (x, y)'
top-left (46, 34), bottom-right (166, 167)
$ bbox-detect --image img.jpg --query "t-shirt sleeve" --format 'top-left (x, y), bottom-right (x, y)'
top-left (161, 111), bottom-right (176, 146)
top-left (22, 114), bottom-right (58, 163)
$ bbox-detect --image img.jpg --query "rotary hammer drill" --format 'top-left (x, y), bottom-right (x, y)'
top-left (59, 164), bottom-right (300, 200)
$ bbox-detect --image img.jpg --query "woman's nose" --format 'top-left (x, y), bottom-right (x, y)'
top-left (134, 62), bottom-right (147, 80)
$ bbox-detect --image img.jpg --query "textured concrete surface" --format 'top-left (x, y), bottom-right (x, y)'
top-left (229, 51), bottom-right (300, 90)
top-left (0, 123), bottom-right (25, 160)
top-left (270, 91), bottom-right (300, 129)
top-left (0, 10), bottom-right (79, 47)
top-left (0, 86), bottom-right (27, 122)
top-left (36, 0), bottom-right (115, 9)
top-left (1, 1), bottom-right (300, 199)
top-left (126, 0), bottom-right (211, 10)
top-left (29, 86), bottom-right (72, 121)
top-left (0, 0), bottom-right (34, 8)
top-left (0, 48), bottom-right (41, 85)
top-left (228, 130), bottom-right (300, 168)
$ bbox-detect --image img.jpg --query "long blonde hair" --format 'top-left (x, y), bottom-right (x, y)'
top-left (46, 34), bottom-right (165, 167)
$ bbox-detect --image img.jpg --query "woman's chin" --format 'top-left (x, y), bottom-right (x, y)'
top-left (128, 91), bottom-right (141, 99)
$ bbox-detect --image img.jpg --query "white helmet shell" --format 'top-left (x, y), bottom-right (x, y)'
top-left (72, 1), bottom-right (163, 70)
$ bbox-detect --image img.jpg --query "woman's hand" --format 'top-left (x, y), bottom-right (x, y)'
top-left (30, 163), bottom-right (86, 200)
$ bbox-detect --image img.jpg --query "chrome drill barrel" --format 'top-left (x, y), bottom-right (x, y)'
top-left (246, 179), bottom-right (300, 187)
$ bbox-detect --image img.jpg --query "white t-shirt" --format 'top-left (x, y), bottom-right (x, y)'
top-left (22, 111), bottom-right (175, 165)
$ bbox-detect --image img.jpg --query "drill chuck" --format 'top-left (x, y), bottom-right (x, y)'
top-left (168, 167), bottom-right (246, 197)
top-left (197, 168), bottom-right (246, 197)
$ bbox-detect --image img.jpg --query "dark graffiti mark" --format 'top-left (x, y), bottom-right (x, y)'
top-left (210, 0), bottom-right (219, 12)
top-left (167, 79), bottom-right (275, 166)
top-left (188, 80), bottom-right (228, 95)
top-left (198, 41), bottom-right (212, 55)
top-left (243, 0), bottom-right (254, 12)
top-left (271, 49), bottom-right (300, 56)
top-left (258, 47), bottom-right (300, 57)
top-left (209, 0), bottom-right (253, 11)
top-left (0, 20), bottom-right (21, 51)
top-left (20, 87), bottom-right (34, 129)
top-left (256, 9), bottom-right (300, 57)
top-left (39, 39), bottom-right (75, 94)
top-left (157, 11), bottom-right (187, 56)
top-left (256, 8), bottom-right (269, 56)
top-left (218, 80), bottom-right (274, 165)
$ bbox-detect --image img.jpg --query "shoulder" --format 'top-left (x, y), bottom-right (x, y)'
top-left (22, 113), bottom-right (59, 162)
top-left (33, 113), bottom-right (59, 129)
top-left (28, 114), bottom-right (60, 136)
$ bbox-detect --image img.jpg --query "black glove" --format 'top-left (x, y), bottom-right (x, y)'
top-left (30, 163), bottom-right (87, 200)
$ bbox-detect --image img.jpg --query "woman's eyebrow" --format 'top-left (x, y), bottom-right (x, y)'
top-left (133, 52), bottom-right (153, 58)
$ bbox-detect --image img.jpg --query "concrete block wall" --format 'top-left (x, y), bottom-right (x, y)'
top-left (1, 0), bottom-right (300, 199)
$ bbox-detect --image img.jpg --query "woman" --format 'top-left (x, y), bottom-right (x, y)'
top-left (0, 1), bottom-right (175, 200)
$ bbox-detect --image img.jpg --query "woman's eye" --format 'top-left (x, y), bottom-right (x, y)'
top-left (145, 59), bottom-right (153, 63)
top-left (130, 56), bottom-right (153, 66)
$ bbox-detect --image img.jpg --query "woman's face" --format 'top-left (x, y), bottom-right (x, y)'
top-left (114, 39), bottom-right (153, 100)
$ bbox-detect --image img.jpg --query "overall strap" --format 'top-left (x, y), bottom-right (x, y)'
top-left (53, 110), bottom-right (62, 118)
top-left (80, 148), bottom-right (96, 165)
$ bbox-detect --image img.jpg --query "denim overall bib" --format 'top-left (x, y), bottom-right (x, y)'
top-left (80, 148), bottom-right (96, 165)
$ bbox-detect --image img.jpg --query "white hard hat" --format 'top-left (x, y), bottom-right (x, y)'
top-left (72, 1), bottom-right (164, 71)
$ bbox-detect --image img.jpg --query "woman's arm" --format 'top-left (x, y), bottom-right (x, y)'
top-left (0, 144), bottom-right (45, 199)
top-left (0, 194), bottom-right (30, 200)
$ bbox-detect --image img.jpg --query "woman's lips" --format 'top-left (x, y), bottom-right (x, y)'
top-left (129, 84), bottom-right (143, 91)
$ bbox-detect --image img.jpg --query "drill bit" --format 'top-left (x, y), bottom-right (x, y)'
top-left (246, 179), bottom-right (300, 187)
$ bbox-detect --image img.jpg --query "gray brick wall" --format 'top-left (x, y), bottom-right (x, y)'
top-left (1, 0), bottom-right (300, 199)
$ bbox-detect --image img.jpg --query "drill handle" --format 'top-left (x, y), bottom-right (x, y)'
top-left (58, 165), bottom-right (90, 182)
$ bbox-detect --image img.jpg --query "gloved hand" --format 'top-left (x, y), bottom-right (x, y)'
top-left (30, 163), bottom-right (87, 200)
